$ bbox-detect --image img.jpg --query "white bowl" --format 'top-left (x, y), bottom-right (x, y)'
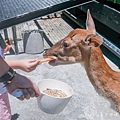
top-left (37, 79), bottom-right (74, 114)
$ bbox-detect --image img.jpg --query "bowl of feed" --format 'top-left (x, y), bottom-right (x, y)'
top-left (37, 79), bottom-right (74, 114)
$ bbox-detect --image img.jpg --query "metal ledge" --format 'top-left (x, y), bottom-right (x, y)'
top-left (0, 0), bottom-right (90, 30)
top-left (79, 1), bottom-right (120, 34)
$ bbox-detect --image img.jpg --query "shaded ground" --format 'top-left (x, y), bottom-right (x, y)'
top-left (3, 15), bottom-right (120, 120)
top-left (6, 53), bottom-right (120, 120)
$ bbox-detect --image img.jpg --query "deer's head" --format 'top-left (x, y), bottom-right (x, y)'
top-left (43, 10), bottom-right (103, 66)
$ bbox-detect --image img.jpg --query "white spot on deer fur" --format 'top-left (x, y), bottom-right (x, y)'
top-left (68, 56), bottom-right (76, 62)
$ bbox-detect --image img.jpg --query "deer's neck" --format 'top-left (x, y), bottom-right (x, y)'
top-left (83, 47), bottom-right (120, 97)
top-left (85, 47), bottom-right (112, 76)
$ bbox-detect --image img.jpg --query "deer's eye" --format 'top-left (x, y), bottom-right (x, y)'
top-left (63, 41), bottom-right (69, 47)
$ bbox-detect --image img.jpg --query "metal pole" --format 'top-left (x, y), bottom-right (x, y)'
top-left (12, 26), bottom-right (19, 54)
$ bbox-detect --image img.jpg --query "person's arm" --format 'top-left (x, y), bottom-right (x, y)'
top-left (0, 56), bottom-right (9, 76)
top-left (0, 56), bottom-right (40, 100)
top-left (5, 59), bottom-right (40, 72)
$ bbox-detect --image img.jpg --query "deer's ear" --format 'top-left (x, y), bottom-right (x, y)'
top-left (89, 36), bottom-right (103, 47)
top-left (81, 36), bottom-right (103, 47)
top-left (86, 9), bottom-right (96, 34)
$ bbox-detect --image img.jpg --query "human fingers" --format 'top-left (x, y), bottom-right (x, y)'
top-left (15, 89), bottom-right (25, 101)
top-left (17, 75), bottom-right (40, 97)
top-left (27, 88), bottom-right (35, 97)
top-left (16, 89), bottom-right (30, 100)
top-left (28, 58), bottom-right (40, 65)
top-left (32, 83), bottom-right (41, 97)
top-left (27, 67), bottom-right (36, 72)
top-left (20, 60), bottom-right (39, 72)
top-left (17, 95), bottom-right (25, 101)
top-left (29, 58), bottom-right (39, 62)
top-left (6, 73), bottom-right (40, 97)
top-left (25, 60), bottom-right (39, 71)
top-left (30, 59), bottom-right (40, 66)
top-left (22, 89), bottom-right (31, 99)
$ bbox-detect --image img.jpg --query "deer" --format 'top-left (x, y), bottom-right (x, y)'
top-left (43, 9), bottom-right (120, 113)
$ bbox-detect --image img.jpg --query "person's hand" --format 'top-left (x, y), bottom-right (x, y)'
top-left (6, 73), bottom-right (41, 100)
top-left (18, 59), bottom-right (40, 72)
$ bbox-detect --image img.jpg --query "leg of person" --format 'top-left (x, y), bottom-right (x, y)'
top-left (0, 92), bottom-right (11, 120)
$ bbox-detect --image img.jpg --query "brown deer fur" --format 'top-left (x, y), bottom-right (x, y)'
top-left (43, 9), bottom-right (120, 113)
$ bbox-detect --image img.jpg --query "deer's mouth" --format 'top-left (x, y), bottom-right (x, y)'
top-left (43, 54), bottom-right (63, 65)
top-left (43, 54), bottom-right (75, 66)
top-left (43, 55), bottom-right (57, 60)
top-left (43, 55), bottom-right (57, 65)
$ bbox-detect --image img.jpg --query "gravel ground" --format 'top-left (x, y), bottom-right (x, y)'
top-left (3, 15), bottom-right (120, 120)
top-left (5, 53), bottom-right (120, 120)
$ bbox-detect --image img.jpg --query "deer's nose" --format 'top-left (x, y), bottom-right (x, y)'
top-left (43, 49), bottom-right (58, 57)
top-left (52, 53), bottom-right (58, 57)
top-left (43, 50), bottom-right (47, 57)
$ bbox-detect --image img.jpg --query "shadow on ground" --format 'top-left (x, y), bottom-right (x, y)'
top-left (11, 113), bottom-right (20, 120)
